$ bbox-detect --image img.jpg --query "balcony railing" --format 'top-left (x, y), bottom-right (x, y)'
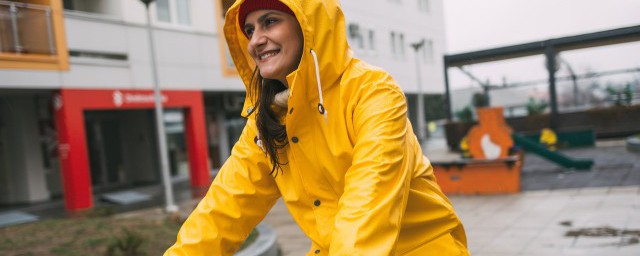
top-left (0, 1), bottom-right (55, 55)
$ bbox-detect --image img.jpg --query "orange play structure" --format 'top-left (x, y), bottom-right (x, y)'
top-left (433, 157), bottom-right (521, 194)
top-left (467, 107), bottom-right (514, 160)
top-left (433, 107), bottom-right (523, 194)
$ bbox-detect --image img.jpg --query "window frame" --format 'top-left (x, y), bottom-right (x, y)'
top-left (154, 0), bottom-right (192, 28)
top-left (418, 0), bottom-right (430, 13)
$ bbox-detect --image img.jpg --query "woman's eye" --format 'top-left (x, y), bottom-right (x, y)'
top-left (244, 27), bottom-right (254, 36)
top-left (265, 18), bottom-right (278, 26)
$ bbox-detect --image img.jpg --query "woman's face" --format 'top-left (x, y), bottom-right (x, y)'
top-left (244, 10), bottom-right (303, 85)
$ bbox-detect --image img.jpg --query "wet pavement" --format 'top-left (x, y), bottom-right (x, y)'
top-left (521, 140), bottom-right (640, 190)
top-left (260, 139), bottom-right (640, 255)
top-left (262, 186), bottom-right (640, 256)
top-left (453, 186), bottom-right (640, 256)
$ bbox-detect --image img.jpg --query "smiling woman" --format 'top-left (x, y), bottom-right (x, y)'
top-left (238, 1), bottom-right (303, 175)
top-left (165, 0), bottom-right (469, 255)
top-left (242, 9), bottom-right (303, 84)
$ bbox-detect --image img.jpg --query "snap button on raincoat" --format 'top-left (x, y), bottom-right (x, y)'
top-left (165, 0), bottom-right (468, 255)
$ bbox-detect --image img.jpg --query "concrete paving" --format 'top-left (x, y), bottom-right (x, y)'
top-left (263, 200), bottom-right (311, 255)
top-left (262, 186), bottom-right (640, 256)
top-left (452, 186), bottom-right (640, 256)
top-left (521, 140), bottom-right (640, 190)
top-left (261, 139), bottom-right (640, 255)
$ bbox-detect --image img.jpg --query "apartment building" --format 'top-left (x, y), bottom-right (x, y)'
top-left (0, 0), bottom-right (446, 211)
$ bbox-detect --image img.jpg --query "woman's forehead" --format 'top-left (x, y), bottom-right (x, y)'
top-left (245, 10), bottom-right (287, 24)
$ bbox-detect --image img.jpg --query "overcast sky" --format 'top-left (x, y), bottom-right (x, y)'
top-left (443, 0), bottom-right (640, 53)
top-left (442, 0), bottom-right (640, 92)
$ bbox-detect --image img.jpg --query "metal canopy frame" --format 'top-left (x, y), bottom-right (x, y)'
top-left (443, 25), bottom-right (640, 126)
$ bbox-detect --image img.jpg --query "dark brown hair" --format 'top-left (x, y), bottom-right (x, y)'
top-left (247, 67), bottom-right (288, 176)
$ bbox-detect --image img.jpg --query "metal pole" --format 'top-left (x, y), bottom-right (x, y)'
top-left (143, 0), bottom-right (177, 213)
top-left (411, 40), bottom-right (427, 143)
top-left (9, 2), bottom-right (22, 53)
top-left (443, 60), bottom-right (452, 121)
top-left (45, 8), bottom-right (55, 55)
top-left (558, 56), bottom-right (579, 107)
top-left (545, 46), bottom-right (559, 129)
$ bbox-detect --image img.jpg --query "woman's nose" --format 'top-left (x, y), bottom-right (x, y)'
top-left (249, 31), bottom-right (267, 51)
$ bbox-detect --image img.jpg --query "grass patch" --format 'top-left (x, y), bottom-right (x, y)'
top-left (0, 217), bottom-right (180, 255)
top-left (1, 216), bottom-right (261, 255)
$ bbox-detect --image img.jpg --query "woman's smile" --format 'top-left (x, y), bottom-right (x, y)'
top-left (258, 50), bottom-right (280, 61)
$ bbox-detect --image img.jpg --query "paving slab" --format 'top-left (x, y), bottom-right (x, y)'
top-left (451, 185), bottom-right (640, 256)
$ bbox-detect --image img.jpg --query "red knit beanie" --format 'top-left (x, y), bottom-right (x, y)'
top-left (238, 0), bottom-right (295, 36)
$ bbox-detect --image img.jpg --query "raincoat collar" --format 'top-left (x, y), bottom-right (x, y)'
top-left (223, 0), bottom-right (353, 118)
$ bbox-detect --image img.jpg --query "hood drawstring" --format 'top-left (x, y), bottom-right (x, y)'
top-left (310, 49), bottom-right (328, 122)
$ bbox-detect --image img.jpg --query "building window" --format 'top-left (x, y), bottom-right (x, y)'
top-left (424, 39), bottom-right (434, 62)
top-left (348, 23), bottom-right (364, 49)
top-left (368, 30), bottom-right (376, 51)
top-left (156, 0), bottom-right (191, 26)
top-left (399, 33), bottom-right (405, 58)
top-left (349, 23), bottom-right (376, 52)
top-left (390, 31), bottom-right (407, 59)
top-left (418, 0), bottom-right (430, 13)
top-left (63, 0), bottom-right (121, 16)
top-left (390, 31), bottom-right (396, 56)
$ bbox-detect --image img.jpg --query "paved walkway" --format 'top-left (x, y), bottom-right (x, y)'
top-left (263, 200), bottom-right (311, 255)
top-left (453, 186), bottom-right (640, 256)
top-left (262, 186), bottom-right (640, 256)
top-left (521, 140), bottom-right (640, 190)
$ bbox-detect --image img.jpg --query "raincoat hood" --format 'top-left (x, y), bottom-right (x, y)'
top-left (224, 0), bottom-right (353, 117)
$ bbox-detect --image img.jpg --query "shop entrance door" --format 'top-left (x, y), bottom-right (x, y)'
top-left (85, 111), bottom-right (125, 191)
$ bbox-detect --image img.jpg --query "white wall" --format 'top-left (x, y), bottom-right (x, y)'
top-left (0, 0), bottom-right (445, 94)
top-left (342, 0), bottom-right (447, 94)
top-left (0, 6), bottom-right (244, 91)
top-left (0, 97), bottom-right (50, 204)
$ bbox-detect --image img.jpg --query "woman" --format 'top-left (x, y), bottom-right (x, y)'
top-left (166, 0), bottom-right (468, 255)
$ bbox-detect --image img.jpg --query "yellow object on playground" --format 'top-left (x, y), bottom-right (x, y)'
top-left (540, 128), bottom-right (557, 151)
top-left (460, 136), bottom-right (471, 158)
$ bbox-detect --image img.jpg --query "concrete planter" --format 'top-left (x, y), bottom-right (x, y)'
top-left (235, 223), bottom-right (279, 256)
top-left (627, 136), bottom-right (640, 153)
top-left (433, 156), bottom-right (522, 195)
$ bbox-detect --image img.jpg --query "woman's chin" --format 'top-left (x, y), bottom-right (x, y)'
top-left (260, 71), bottom-right (281, 81)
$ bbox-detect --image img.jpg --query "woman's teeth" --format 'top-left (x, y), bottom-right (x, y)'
top-left (260, 51), bottom-right (278, 60)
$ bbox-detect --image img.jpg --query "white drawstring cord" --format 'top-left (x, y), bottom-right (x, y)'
top-left (310, 49), bottom-right (328, 121)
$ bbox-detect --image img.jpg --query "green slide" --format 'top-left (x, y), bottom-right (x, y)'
top-left (512, 134), bottom-right (594, 170)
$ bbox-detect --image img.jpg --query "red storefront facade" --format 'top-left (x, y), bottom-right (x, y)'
top-left (53, 89), bottom-right (210, 211)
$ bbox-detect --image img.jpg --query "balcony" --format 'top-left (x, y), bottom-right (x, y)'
top-left (0, 0), bottom-right (68, 70)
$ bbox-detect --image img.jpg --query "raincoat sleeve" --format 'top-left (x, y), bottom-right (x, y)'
top-left (330, 82), bottom-right (411, 255)
top-left (165, 119), bottom-right (280, 256)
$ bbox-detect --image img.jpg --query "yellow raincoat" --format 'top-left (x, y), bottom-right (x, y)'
top-left (166, 0), bottom-right (467, 255)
